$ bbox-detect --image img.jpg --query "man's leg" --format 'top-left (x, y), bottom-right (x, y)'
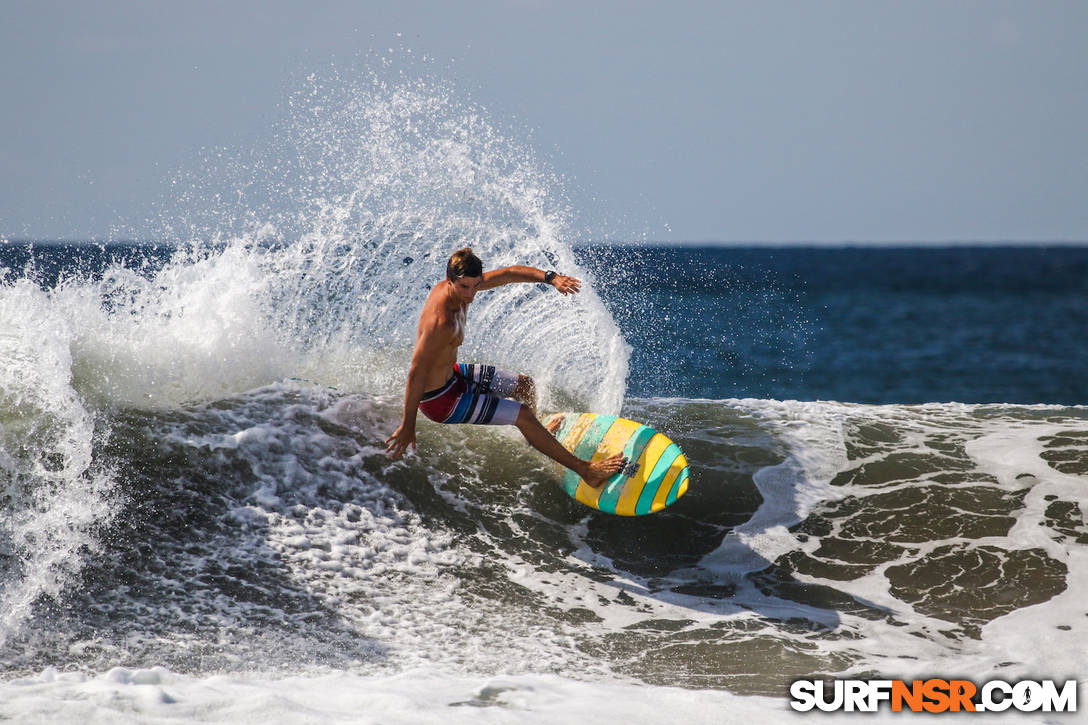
top-left (462, 367), bottom-right (623, 486)
top-left (514, 404), bottom-right (624, 488)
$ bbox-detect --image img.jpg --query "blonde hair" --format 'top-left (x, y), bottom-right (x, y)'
top-left (446, 247), bottom-right (483, 280)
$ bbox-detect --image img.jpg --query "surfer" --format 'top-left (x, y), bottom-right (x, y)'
top-left (385, 248), bottom-right (625, 487)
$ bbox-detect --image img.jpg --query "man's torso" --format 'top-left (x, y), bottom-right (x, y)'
top-left (417, 281), bottom-right (467, 391)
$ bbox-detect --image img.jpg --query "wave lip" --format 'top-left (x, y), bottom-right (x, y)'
top-left (0, 68), bottom-right (632, 655)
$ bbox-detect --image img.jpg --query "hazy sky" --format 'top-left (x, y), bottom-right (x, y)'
top-left (3, 0), bottom-right (1086, 243)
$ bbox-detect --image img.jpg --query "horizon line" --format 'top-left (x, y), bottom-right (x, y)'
top-left (4, 237), bottom-right (1088, 248)
top-left (586, 238), bottom-right (1088, 247)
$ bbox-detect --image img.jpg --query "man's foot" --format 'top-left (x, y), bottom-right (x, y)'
top-left (544, 414), bottom-right (564, 436)
top-left (582, 453), bottom-right (626, 488)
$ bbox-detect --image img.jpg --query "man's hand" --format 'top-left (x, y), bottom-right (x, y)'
top-left (384, 422), bottom-right (417, 460)
top-left (551, 274), bottom-right (581, 295)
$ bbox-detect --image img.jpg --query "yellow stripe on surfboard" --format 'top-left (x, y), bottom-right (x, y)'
top-left (574, 417), bottom-right (640, 509)
top-left (614, 432), bottom-right (671, 516)
top-left (561, 413), bottom-right (595, 451)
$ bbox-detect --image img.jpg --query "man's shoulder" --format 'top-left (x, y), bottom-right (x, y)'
top-left (419, 303), bottom-right (457, 333)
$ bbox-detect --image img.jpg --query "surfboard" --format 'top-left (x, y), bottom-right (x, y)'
top-left (542, 412), bottom-right (690, 516)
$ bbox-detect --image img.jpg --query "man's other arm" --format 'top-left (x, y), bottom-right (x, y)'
top-left (480, 266), bottom-right (581, 295)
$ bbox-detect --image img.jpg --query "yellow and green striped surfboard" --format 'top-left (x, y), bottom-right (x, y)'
top-left (542, 412), bottom-right (690, 516)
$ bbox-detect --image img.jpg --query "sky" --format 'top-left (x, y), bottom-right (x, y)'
top-left (2, 0), bottom-right (1086, 244)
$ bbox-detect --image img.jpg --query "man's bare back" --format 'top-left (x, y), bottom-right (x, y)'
top-left (384, 248), bottom-right (625, 488)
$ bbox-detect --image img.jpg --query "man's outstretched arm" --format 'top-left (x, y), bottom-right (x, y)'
top-left (479, 266), bottom-right (581, 295)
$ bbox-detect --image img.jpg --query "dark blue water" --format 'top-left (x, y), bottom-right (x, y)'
top-left (577, 245), bottom-right (1088, 405)
top-left (4, 242), bottom-right (1087, 405)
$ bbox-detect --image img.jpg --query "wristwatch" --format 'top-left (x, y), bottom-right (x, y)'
top-left (543, 270), bottom-right (557, 285)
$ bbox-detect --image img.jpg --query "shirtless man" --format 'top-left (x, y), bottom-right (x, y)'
top-left (384, 247), bottom-right (625, 487)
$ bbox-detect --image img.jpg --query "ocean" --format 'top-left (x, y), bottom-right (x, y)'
top-left (1, 73), bottom-right (1086, 723)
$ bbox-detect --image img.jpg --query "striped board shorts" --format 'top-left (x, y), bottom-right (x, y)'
top-left (418, 363), bottom-right (522, 425)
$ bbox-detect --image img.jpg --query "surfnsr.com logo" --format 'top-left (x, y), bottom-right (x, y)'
top-left (790, 679), bottom-right (1077, 713)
